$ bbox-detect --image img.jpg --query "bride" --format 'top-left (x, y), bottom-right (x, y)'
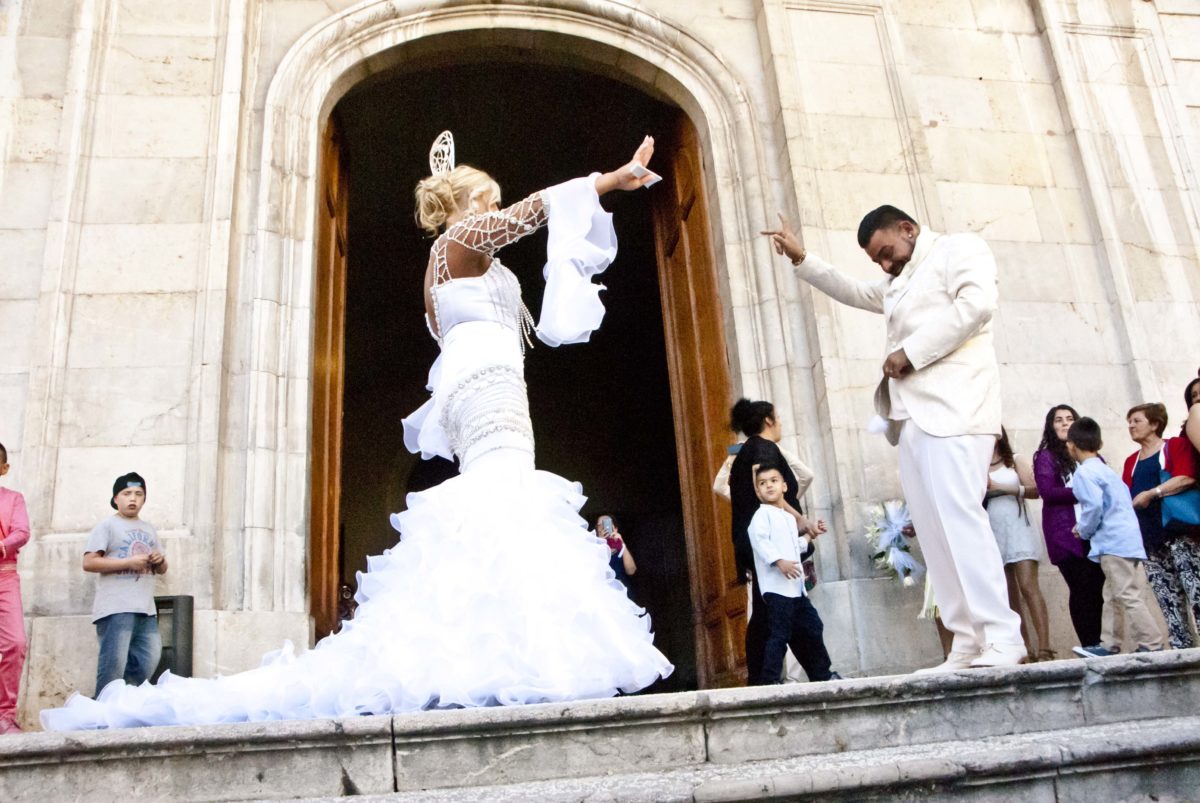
top-left (41, 133), bottom-right (672, 730)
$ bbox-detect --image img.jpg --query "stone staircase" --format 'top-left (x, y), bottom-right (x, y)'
top-left (3, 650), bottom-right (1199, 801)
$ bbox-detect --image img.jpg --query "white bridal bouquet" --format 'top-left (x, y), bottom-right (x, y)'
top-left (863, 499), bottom-right (925, 586)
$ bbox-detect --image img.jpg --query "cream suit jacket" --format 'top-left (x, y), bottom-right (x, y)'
top-left (794, 228), bottom-right (1001, 445)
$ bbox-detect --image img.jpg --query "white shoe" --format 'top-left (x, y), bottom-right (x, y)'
top-left (970, 643), bottom-right (1027, 668)
top-left (913, 651), bottom-right (978, 674)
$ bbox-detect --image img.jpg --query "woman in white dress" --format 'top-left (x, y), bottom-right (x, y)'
top-left (41, 134), bottom-right (672, 730)
top-left (985, 428), bottom-right (1053, 661)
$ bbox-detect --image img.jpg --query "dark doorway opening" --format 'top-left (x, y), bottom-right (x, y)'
top-left (333, 57), bottom-right (696, 691)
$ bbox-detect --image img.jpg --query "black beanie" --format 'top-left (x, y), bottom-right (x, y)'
top-left (110, 472), bottom-right (147, 509)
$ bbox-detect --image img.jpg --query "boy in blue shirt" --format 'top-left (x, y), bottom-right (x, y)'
top-left (1066, 419), bottom-right (1164, 657)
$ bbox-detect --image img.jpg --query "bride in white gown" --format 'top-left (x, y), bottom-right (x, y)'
top-left (41, 133), bottom-right (672, 730)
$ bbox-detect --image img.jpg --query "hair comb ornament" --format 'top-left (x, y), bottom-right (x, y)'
top-left (428, 130), bottom-right (455, 177)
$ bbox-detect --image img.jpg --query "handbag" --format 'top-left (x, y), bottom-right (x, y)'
top-left (802, 557), bottom-right (818, 592)
top-left (1159, 443), bottom-right (1200, 535)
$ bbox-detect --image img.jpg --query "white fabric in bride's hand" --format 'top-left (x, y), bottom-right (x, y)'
top-left (535, 174), bottom-right (617, 347)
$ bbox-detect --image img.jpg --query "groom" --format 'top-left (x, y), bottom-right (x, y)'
top-left (764, 206), bottom-right (1025, 672)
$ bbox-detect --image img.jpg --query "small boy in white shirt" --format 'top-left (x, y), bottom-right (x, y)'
top-left (747, 462), bottom-right (836, 684)
top-left (1066, 418), bottom-right (1163, 658)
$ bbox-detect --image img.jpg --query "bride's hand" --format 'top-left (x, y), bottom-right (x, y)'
top-left (595, 136), bottom-right (656, 194)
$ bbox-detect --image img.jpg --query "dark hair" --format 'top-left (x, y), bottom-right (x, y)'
top-left (857, 205), bottom-right (917, 248)
top-left (1185, 377), bottom-right (1200, 411)
top-left (1037, 404), bottom-right (1079, 481)
top-left (0, 441), bottom-right (6, 465)
top-left (995, 427), bottom-right (1015, 469)
top-left (1126, 402), bottom-right (1168, 438)
top-left (754, 462), bottom-right (786, 479)
top-left (730, 398), bottom-right (775, 437)
top-left (1067, 417), bottom-right (1103, 453)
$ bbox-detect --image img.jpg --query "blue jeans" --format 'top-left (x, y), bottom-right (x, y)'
top-left (95, 612), bottom-right (161, 697)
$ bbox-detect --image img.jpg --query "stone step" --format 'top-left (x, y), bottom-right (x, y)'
top-left (348, 715), bottom-right (1200, 802)
top-left (3, 650), bottom-right (1198, 801)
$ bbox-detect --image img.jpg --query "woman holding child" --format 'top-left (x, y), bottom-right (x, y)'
top-left (43, 133), bottom-right (672, 729)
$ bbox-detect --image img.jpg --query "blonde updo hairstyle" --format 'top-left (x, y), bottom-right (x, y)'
top-left (414, 165), bottom-right (502, 236)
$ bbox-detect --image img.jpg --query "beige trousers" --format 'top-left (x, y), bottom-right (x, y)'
top-left (1099, 555), bottom-right (1163, 651)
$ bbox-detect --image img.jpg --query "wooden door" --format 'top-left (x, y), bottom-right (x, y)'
top-left (310, 118), bottom-right (349, 638)
top-left (652, 115), bottom-right (743, 687)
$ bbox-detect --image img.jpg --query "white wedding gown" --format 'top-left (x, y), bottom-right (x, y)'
top-left (41, 175), bottom-right (672, 730)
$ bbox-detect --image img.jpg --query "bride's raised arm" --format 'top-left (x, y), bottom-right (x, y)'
top-left (447, 136), bottom-right (657, 259)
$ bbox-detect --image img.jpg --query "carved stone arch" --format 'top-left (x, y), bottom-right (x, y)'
top-left (236, 1), bottom-right (798, 650)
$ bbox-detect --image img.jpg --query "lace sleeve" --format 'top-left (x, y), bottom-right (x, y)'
top-left (446, 192), bottom-right (548, 258)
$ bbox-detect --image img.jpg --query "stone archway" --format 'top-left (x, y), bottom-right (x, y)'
top-left (237, 0), bottom-right (794, 684)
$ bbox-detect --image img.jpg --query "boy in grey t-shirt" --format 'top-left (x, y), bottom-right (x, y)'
top-left (83, 472), bottom-right (168, 696)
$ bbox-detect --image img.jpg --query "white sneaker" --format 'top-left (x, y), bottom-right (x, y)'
top-left (970, 643), bottom-right (1027, 668)
top-left (913, 651), bottom-right (978, 674)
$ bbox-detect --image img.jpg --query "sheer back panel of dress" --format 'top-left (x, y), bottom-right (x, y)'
top-left (427, 193), bottom-right (548, 345)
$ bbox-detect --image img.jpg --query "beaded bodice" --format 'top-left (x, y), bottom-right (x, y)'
top-left (426, 192), bottom-right (548, 349)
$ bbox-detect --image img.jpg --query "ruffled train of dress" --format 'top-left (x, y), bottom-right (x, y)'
top-left (42, 454), bottom-right (671, 730)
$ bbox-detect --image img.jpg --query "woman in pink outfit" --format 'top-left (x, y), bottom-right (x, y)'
top-left (0, 441), bottom-right (30, 734)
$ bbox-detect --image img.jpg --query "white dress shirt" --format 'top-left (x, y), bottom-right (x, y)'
top-left (748, 504), bottom-right (811, 598)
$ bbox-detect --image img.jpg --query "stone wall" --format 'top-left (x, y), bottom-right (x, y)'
top-left (0, 0), bottom-right (1197, 725)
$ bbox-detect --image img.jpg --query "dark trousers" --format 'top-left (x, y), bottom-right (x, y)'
top-left (749, 583), bottom-right (833, 685)
top-left (1056, 555), bottom-right (1106, 647)
top-left (740, 534), bottom-right (833, 684)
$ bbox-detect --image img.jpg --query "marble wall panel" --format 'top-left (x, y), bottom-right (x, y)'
top-left (1173, 61), bottom-right (1200, 107)
top-left (114, 0), bottom-right (220, 37)
top-left (997, 363), bottom-right (1074, 429)
top-left (0, 373), bottom-right (30, 462)
top-left (102, 35), bottom-right (218, 96)
top-left (8, 97), bottom-right (64, 163)
top-left (58, 366), bottom-right (191, 447)
top-left (925, 127), bottom-right (1054, 186)
top-left (1043, 134), bottom-right (1090, 189)
top-left (64, 292), bottom-right (196, 368)
top-left (15, 0), bottom-right (75, 38)
top-left (1060, 243), bottom-right (1113, 303)
top-left (0, 230), bottom-right (46, 299)
top-left (983, 80), bottom-right (1069, 135)
top-left (793, 62), bottom-right (899, 119)
top-left (992, 241), bottom-right (1072, 303)
top-left (889, 1), bottom-right (979, 30)
top-left (813, 171), bottom-right (916, 231)
top-left (51, 443), bottom-right (187, 531)
top-left (0, 162), bottom-right (55, 229)
top-left (784, 8), bottom-right (886, 66)
top-left (0, 300), bottom-right (37, 373)
top-left (92, 95), bottom-right (214, 159)
top-left (804, 115), bottom-right (909, 175)
top-left (936, 181), bottom-right (1042, 242)
top-left (74, 223), bottom-right (205, 294)
top-left (902, 25), bottom-right (1047, 83)
top-left (1160, 13), bottom-right (1200, 60)
top-left (1108, 185), bottom-right (1192, 248)
top-left (994, 301), bottom-right (1126, 366)
top-left (969, 0), bottom-right (1040, 35)
top-left (1134, 301), bottom-right (1200, 359)
top-left (1061, 363), bottom-right (1145, 428)
top-left (911, 75), bottom-right (994, 129)
top-left (14, 35), bottom-right (70, 98)
top-left (82, 157), bottom-right (208, 224)
top-left (1030, 187), bottom-right (1098, 245)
